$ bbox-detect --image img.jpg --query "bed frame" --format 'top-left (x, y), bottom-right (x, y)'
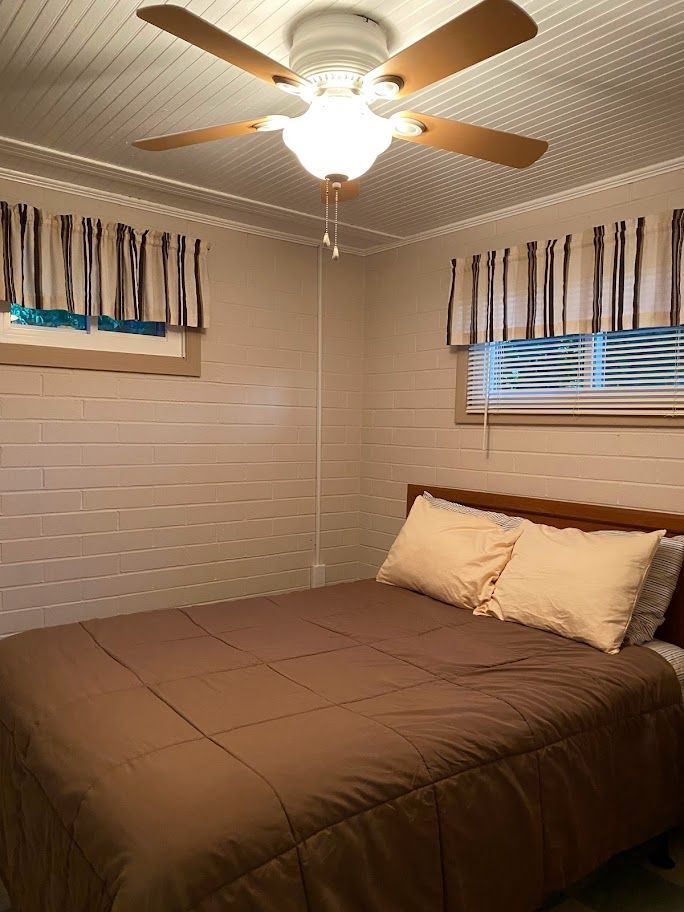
top-left (407, 485), bottom-right (684, 649)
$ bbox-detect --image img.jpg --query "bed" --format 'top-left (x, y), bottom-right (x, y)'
top-left (0, 487), bottom-right (682, 912)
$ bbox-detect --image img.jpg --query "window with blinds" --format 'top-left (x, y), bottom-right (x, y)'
top-left (466, 326), bottom-right (684, 417)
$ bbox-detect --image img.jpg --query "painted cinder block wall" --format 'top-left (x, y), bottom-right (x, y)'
top-left (360, 167), bottom-right (684, 575)
top-left (0, 177), bottom-right (364, 635)
top-left (1, 166), bottom-right (683, 631)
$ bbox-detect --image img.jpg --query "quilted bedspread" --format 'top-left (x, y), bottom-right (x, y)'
top-left (0, 579), bottom-right (682, 912)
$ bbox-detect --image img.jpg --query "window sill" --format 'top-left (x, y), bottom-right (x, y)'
top-left (0, 331), bottom-right (201, 376)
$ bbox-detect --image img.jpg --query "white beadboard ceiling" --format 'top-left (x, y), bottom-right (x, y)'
top-left (0, 0), bottom-right (682, 250)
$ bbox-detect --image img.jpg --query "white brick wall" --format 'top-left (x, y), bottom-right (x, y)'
top-left (0, 179), bottom-right (364, 634)
top-left (360, 169), bottom-right (684, 575)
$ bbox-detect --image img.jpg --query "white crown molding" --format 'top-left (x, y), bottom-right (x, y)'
top-left (363, 155), bottom-right (684, 255)
top-left (0, 135), bottom-right (402, 253)
top-left (0, 162), bottom-right (355, 252)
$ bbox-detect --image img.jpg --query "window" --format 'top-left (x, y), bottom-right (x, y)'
top-left (5, 303), bottom-right (179, 354)
top-left (0, 304), bottom-right (200, 376)
top-left (459, 326), bottom-right (683, 426)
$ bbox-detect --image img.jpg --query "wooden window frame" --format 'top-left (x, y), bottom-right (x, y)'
top-left (454, 346), bottom-right (684, 429)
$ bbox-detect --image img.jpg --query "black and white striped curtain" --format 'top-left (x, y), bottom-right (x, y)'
top-left (0, 201), bottom-right (209, 328)
top-left (447, 208), bottom-right (683, 346)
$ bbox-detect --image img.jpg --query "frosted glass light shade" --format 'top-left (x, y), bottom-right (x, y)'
top-left (282, 95), bottom-right (393, 181)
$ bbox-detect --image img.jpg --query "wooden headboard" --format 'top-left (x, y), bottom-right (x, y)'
top-left (407, 485), bottom-right (684, 649)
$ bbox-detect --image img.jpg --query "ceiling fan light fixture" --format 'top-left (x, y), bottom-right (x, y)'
top-left (272, 75), bottom-right (308, 96)
top-left (311, 71), bottom-right (363, 95)
top-left (391, 116), bottom-right (426, 138)
top-left (253, 115), bottom-right (290, 132)
top-left (282, 94), bottom-right (393, 181)
top-left (368, 75), bottom-right (404, 100)
top-left (133, 3), bottom-right (548, 187)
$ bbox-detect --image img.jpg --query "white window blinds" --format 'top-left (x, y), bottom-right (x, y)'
top-left (467, 326), bottom-right (684, 417)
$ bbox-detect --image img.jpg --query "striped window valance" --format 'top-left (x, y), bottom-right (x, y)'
top-left (447, 208), bottom-right (683, 346)
top-left (0, 201), bottom-right (209, 328)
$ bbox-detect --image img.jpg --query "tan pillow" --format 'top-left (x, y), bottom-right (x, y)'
top-left (476, 520), bottom-right (665, 653)
top-left (376, 495), bottom-right (521, 610)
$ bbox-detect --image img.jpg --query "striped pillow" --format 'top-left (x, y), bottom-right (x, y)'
top-left (422, 492), bottom-right (522, 532)
top-left (422, 492), bottom-right (684, 646)
top-left (620, 535), bottom-right (684, 644)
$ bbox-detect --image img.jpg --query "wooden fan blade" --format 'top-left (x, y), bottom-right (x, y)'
top-left (319, 180), bottom-right (360, 203)
top-left (394, 112), bottom-right (548, 168)
top-left (367, 0), bottom-right (537, 98)
top-left (133, 117), bottom-right (278, 151)
top-left (136, 4), bottom-right (307, 88)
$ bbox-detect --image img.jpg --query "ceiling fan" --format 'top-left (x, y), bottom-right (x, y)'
top-left (133, 0), bottom-right (548, 256)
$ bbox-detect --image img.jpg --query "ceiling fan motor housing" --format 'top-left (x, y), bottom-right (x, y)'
top-left (289, 12), bottom-right (389, 84)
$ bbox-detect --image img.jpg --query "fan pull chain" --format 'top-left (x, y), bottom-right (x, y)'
top-left (322, 179), bottom-right (331, 248)
top-left (332, 181), bottom-right (340, 261)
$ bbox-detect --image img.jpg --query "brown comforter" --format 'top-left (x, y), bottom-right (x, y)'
top-left (0, 579), bottom-right (681, 912)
